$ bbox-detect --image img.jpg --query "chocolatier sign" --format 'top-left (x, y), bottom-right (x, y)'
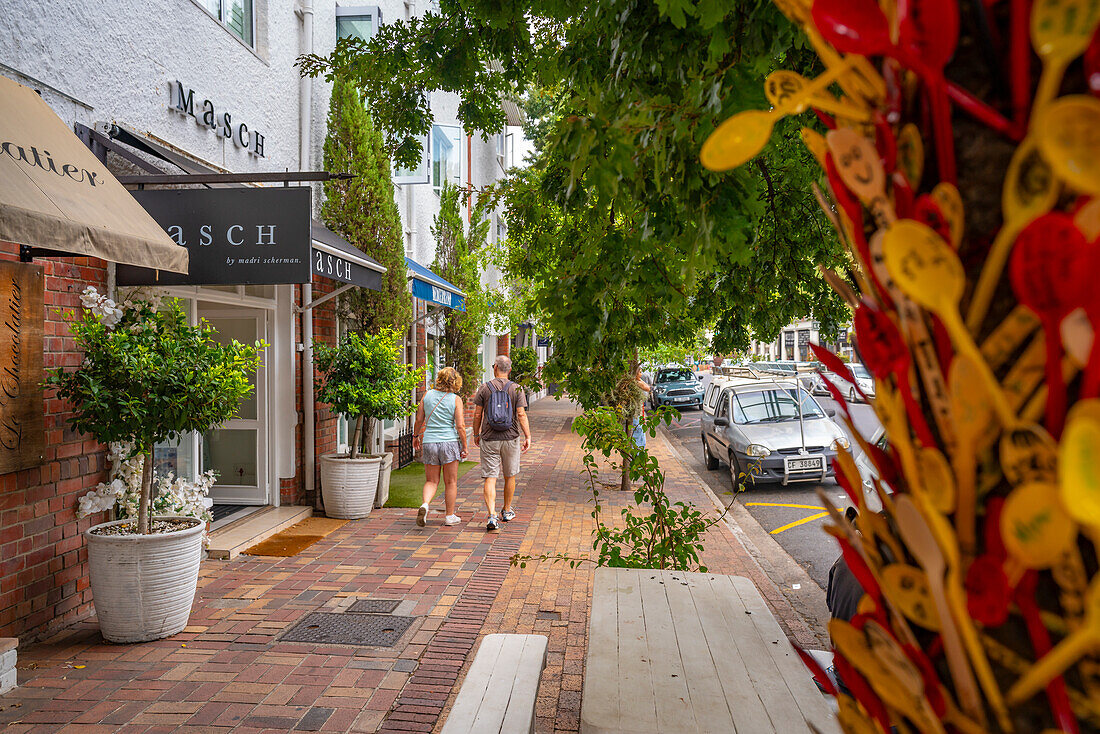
top-left (117, 187), bottom-right (311, 286)
top-left (0, 261), bottom-right (44, 474)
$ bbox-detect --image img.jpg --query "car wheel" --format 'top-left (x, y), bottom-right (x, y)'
top-left (849, 386), bottom-right (858, 404)
top-left (703, 436), bottom-right (719, 470)
top-left (729, 452), bottom-right (746, 491)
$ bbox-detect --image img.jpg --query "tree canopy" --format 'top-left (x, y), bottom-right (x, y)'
top-left (300, 0), bottom-right (850, 405)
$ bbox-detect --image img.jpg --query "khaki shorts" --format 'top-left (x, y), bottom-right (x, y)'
top-left (480, 437), bottom-right (522, 478)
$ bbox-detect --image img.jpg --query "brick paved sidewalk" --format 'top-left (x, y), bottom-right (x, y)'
top-left (0, 398), bottom-right (828, 733)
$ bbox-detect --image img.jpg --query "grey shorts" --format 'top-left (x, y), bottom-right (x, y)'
top-left (481, 437), bottom-right (521, 478)
top-left (422, 440), bottom-right (462, 466)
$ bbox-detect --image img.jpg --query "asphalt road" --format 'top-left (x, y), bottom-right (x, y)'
top-left (662, 397), bottom-right (881, 590)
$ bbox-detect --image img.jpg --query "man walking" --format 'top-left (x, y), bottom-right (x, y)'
top-left (471, 355), bottom-right (531, 532)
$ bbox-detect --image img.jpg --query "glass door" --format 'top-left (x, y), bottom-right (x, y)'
top-left (199, 308), bottom-right (268, 505)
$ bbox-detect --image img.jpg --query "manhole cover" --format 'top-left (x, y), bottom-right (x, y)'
top-left (280, 613), bottom-right (415, 647)
top-left (348, 599), bottom-right (401, 614)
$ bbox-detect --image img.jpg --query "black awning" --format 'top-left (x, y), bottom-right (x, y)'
top-left (311, 222), bottom-right (385, 291)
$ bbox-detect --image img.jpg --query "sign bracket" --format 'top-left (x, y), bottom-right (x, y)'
top-left (295, 283), bottom-right (355, 313)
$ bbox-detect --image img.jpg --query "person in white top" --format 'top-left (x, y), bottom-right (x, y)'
top-left (413, 367), bottom-right (468, 527)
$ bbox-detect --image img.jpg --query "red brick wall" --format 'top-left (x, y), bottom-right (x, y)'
top-left (496, 333), bottom-right (510, 358)
top-left (0, 243), bottom-right (110, 640)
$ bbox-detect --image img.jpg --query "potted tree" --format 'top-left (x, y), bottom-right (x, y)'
top-left (314, 328), bottom-right (423, 518)
top-left (45, 288), bottom-right (261, 643)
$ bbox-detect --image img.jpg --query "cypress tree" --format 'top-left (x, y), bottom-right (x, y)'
top-left (321, 76), bottom-right (410, 334)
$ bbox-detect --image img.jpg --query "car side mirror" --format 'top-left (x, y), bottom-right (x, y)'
top-left (826, 409), bottom-right (836, 417)
top-left (714, 417), bottom-right (729, 427)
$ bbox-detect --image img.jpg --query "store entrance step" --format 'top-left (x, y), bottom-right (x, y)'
top-left (206, 505), bottom-right (313, 560)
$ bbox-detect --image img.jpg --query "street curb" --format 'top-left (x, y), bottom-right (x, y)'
top-left (656, 426), bottom-right (831, 647)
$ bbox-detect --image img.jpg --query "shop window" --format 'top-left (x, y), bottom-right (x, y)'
top-left (337, 6), bottom-right (381, 42)
top-left (195, 0), bottom-right (254, 47)
top-left (432, 125), bottom-right (462, 192)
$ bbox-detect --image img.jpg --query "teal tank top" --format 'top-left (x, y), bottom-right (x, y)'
top-left (423, 389), bottom-right (459, 443)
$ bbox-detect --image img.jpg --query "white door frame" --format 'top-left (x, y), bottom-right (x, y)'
top-left (199, 307), bottom-right (271, 505)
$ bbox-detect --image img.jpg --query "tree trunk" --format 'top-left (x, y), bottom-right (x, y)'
top-left (138, 441), bottom-right (153, 534)
top-left (621, 416), bottom-right (632, 492)
top-left (350, 414), bottom-right (364, 459)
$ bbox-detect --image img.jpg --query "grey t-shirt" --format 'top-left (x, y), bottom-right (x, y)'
top-left (472, 378), bottom-right (527, 441)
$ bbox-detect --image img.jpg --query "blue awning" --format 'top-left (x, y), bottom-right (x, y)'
top-left (406, 257), bottom-right (465, 311)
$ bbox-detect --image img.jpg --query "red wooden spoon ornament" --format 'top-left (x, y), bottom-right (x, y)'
top-left (1009, 213), bottom-right (1088, 437)
top-left (1078, 235), bottom-right (1100, 397)
top-left (853, 305), bottom-right (938, 447)
top-left (812, 0), bottom-right (957, 182)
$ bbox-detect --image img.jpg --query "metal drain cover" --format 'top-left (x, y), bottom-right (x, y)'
top-left (348, 599), bottom-right (401, 614)
top-left (280, 612), bottom-right (414, 647)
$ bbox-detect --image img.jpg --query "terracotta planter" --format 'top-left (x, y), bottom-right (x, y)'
top-left (85, 516), bottom-right (204, 644)
top-left (319, 453), bottom-right (381, 519)
top-left (374, 452), bottom-right (394, 509)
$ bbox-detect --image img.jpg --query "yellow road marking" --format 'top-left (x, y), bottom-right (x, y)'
top-left (769, 512), bottom-right (830, 535)
top-left (745, 502), bottom-right (827, 511)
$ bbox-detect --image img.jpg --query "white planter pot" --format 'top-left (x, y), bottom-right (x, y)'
top-left (375, 453), bottom-right (394, 509)
top-left (320, 453), bottom-right (381, 519)
top-left (85, 516), bottom-right (204, 644)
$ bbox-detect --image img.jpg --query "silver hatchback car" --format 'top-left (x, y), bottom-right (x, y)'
top-left (701, 377), bottom-right (850, 487)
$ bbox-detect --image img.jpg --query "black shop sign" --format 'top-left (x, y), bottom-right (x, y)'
top-left (118, 187), bottom-right (311, 286)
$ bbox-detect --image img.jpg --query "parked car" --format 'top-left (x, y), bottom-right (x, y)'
top-left (651, 367), bottom-right (706, 409)
top-left (701, 378), bottom-right (849, 487)
top-left (808, 365), bottom-right (876, 403)
top-left (854, 427), bottom-right (890, 511)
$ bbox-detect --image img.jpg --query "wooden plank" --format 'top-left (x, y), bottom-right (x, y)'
top-left (0, 262), bottom-right (44, 475)
top-left (581, 567), bottom-right (623, 733)
top-left (679, 571), bottom-right (776, 733)
top-left (658, 571), bottom-right (740, 732)
top-left (726, 576), bottom-right (840, 733)
top-left (441, 635), bottom-right (504, 734)
top-left (499, 634), bottom-right (549, 734)
top-left (637, 571), bottom-right (695, 731)
top-left (614, 569), bottom-right (660, 732)
top-left (471, 635), bottom-right (527, 733)
top-left (701, 574), bottom-right (814, 731)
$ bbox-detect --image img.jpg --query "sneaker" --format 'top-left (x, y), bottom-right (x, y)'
top-left (417, 504), bottom-right (429, 527)
top-left (501, 508), bottom-right (516, 522)
top-left (486, 515), bottom-right (500, 532)
top-left (443, 514), bottom-right (461, 526)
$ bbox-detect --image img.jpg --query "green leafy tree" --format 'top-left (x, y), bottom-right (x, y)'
top-left (509, 346), bottom-right (543, 393)
top-left (300, 2), bottom-right (850, 374)
top-left (431, 182), bottom-right (493, 397)
top-left (45, 296), bottom-right (262, 535)
top-left (314, 329), bottom-right (425, 458)
top-left (322, 75), bottom-right (411, 334)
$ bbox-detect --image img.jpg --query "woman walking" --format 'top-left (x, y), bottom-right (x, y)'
top-left (412, 367), bottom-right (468, 527)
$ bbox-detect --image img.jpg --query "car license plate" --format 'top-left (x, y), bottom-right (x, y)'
top-left (675, 396), bottom-right (691, 402)
top-left (788, 457), bottom-right (823, 471)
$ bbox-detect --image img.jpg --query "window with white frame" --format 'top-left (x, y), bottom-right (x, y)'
top-left (432, 124), bottom-right (462, 192)
top-left (394, 132), bottom-right (429, 185)
top-left (195, 0), bottom-right (254, 47)
top-left (337, 5), bottom-right (382, 42)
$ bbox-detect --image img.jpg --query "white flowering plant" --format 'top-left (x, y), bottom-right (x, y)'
top-left (77, 441), bottom-right (215, 526)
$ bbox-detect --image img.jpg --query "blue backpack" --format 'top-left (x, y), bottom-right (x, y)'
top-left (486, 380), bottom-right (515, 432)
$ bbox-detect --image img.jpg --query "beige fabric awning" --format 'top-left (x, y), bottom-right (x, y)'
top-left (0, 76), bottom-right (188, 273)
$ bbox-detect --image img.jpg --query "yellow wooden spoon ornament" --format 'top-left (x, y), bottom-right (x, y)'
top-left (892, 495), bottom-right (986, 726)
top-left (896, 123), bottom-right (924, 190)
top-left (949, 354), bottom-right (1000, 557)
top-left (1035, 95), bottom-right (1100, 196)
top-left (701, 58), bottom-right (859, 171)
top-left (931, 182), bottom-right (965, 249)
top-left (1000, 480), bottom-right (1078, 567)
top-left (882, 220), bottom-right (1016, 426)
top-left (1030, 0), bottom-right (1100, 112)
top-left (802, 128), bottom-right (828, 169)
top-left (1059, 399), bottom-right (1100, 530)
top-left (966, 138), bottom-right (1059, 333)
top-left (881, 564), bottom-right (942, 630)
top-left (764, 70), bottom-right (874, 121)
top-left (1007, 577), bottom-right (1100, 705)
